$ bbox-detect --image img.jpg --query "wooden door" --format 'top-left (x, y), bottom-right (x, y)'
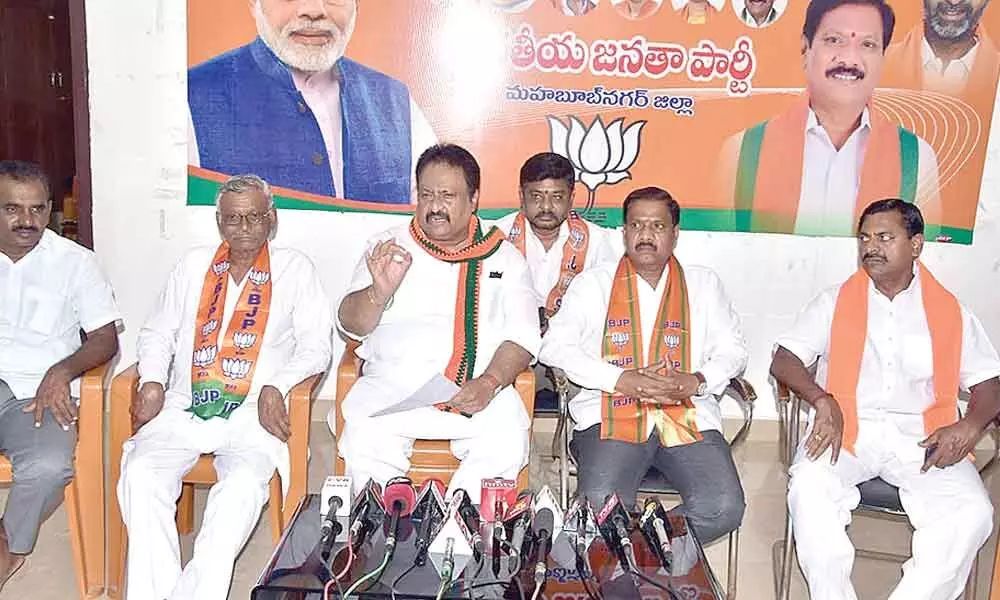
top-left (0, 0), bottom-right (74, 208)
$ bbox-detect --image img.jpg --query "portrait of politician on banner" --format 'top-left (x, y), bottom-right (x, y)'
top-left (187, 0), bottom-right (1000, 243)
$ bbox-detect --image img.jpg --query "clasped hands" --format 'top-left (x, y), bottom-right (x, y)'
top-left (614, 360), bottom-right (701, 406)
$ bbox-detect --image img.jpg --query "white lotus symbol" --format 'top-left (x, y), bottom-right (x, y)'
top-left (222, 357), bottom-right (252, 379)
top-left (201, 320), bottom-right (219, 337)
top-left (233, 332), bottom-right (258, 350)
top-left (212, 260), bottom-right (230, 276)
top-left (193, 346), bottom-right (218, 367)
top-left (548, 115), bottom-right (646, 211)
top-left (248, 269), bottom-right (270, 286)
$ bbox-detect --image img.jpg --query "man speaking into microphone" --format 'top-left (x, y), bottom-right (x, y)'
top-left (334, 144), bottom-right (541, 498)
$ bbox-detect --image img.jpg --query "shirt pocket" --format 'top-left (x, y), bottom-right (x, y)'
top-left (23, 284), bottom-right (70, 338)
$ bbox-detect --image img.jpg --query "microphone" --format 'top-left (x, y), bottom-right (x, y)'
top-left (504, 489), bottom-right (533, 572)
top-left (638, 498), bottom-right (674, 571)
top-left (381, 477), bottom-right (416, 554)
top-left (563, 495), bottom-right (598, 574)
top-left (412, 479), bottom-right (447, 567)
top-left (429, 493), bottom-right (476, 583)
top-left (531, 508), bottom-right (554, 588)
top-left (596, 493), bottom-right (636, 571)
top-left (481, 478), bottom-right (516, 577)
top-left (454, 489), bottom-right (484, 561)
top-left (319, 475), bottom-right (352, 560)
top-left (348, 480), bottom-right (385, 552)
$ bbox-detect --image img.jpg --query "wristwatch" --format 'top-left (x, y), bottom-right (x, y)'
top-left (694, 372), bottom-right (708, 396)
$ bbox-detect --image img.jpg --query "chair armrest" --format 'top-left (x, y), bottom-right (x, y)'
top-left (287, 373), bottom-right (324, 432)
top-left (334, 341), bottom-right (362, 440)
top-left (725, 377), bottom-right (756, 450)
top-left (514, 369), bottom-right (535, 415)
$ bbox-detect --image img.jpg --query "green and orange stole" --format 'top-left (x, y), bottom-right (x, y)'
top-left (506, 211), bottom-right (590, 317)
top-left (827, 263), bottom-right (962, 455)
top-left (409, 217), bottom-right (506, 398)
top-left (734, 95), bottom-right (920, 233)
top-left (601, 256), bottom-right (702, 447)
top-left (190, 242), bottom-right (272, 420)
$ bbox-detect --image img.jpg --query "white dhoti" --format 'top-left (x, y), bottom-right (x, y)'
top-left (337, 374), bottom-right (529, 499)
top-left (117, 405), bottom-right (285, 600)
top-left (788, 416), bottom-right (993, 600)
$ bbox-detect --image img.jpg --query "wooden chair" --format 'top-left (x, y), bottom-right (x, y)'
top-left (105, 364), bottom-right (322, 599)
top-left (0, 361), bottom-right (113, 599)
top-left (333, 341), bottom-right (535, 490)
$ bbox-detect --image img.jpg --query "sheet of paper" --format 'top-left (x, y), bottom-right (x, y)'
top-left (369, 374), bottom-right (461, 417)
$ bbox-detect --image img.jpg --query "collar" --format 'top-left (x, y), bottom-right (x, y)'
top-left (806, 105), bottom-right (871, 135)
top-left (671, 0), bottom-right (724, 11)
top-left (740, 6), bottom-right (777, 27)
top-left (250, 37), bottom-right (344, 92)
top-left (921, 35), bottom-right (980, 73)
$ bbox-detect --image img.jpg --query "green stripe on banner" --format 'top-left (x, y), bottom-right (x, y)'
top-left (897, 127), bottom-right (919, 203)
top-left (734, 122), bottom-right (767, 232)
top-left (187, 174), bottom-right (973, 243)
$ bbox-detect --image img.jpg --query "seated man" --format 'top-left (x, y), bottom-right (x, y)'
top-left (495, 152), bottom-right (618, 328)
top-left (335, 144), bottom-right (540, 498)
top-left (771, 199), bottom-right (1000, 600)
top-left (117, 174), bottom-right (332, 600)
top-left (0, 160), bottom-right (120, 589)
top-left (540, 186), bottom-right (747, 544)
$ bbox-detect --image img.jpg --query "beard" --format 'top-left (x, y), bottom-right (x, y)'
top-left (925, 0), bottom-right (985, 40)
top-left (254, 1), bottom-right (356, 73)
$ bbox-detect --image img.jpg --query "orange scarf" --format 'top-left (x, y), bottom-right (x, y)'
top-left (733, 95), bottom-right (919, 234)
top-left (506, 211), bottom-right (590, 317)
top-left (409, 217), bottom-right (506, 388)
top-left (827, 263), bottom-right (962, 455)
top-left (601, 256), bottom-right (702, 447)
top-left (190, 243), bottom-right (272, 420)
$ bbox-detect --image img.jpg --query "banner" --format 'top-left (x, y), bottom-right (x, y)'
top-left (187, 0), bottom-right (1000, 243)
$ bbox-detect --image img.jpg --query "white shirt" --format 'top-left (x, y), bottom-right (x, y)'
top-left (740, 6), bottom-right (778, 27)
top-left (0, 230), bottom-right (120, 399)
top-left (337, 223), bottom-right (542, 431)
top-left (776, 267), bottom-right (1000, 435)
top-left (796, 107), bottom-right (940, 236)
top-left (492, 212), bottom-right (620, 308)
top-left (187, 71), bottom-right (438, 202)
top-left (137, 245), bottom-right (333, 421)
top-left (539, 261), bottom-right (748, 434)
top-left (922, 36), bottom-right (980, 94)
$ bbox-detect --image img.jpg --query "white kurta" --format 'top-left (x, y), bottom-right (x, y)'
top-left (539, 261), bottom-right (748, 435)
top-left (334, 223), bottom-right (542, 497)
top-left (119, 244), bottom-right (332, 600)
top-left (776, 268), bottom-right (1000, 600)
top-left (491, 212), bottom-right (621, 308)
top-left (0, 229), bottom-right (120, 399)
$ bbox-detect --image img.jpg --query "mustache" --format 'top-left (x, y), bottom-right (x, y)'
top-left (862, 252), bottom-right (885, 262)
top-left (284, 21), bottom-right (338, 37)
top-left (826, 65), bottom-right (865, 79)
top-left (635, 241), bottom-right (657, 250)
top-left (534, 211), bottom-right (557, 219)
top-left (13, 226), bottom-right (39, 233)
top-left (935, 2), bottom-right (971, 16)
top-left (425, 211), bottom-right (450, 223)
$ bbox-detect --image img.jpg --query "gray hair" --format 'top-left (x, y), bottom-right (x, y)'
top-left (214, 174), bottom-right (274, 208)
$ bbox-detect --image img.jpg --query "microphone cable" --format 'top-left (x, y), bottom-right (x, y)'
top-left (322, 530), bottom-right (353, 600)
top-left (341, 547), bottom-right (392, 598)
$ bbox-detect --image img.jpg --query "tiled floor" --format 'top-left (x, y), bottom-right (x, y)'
top-left (2, 419), bottom-right (999, 599)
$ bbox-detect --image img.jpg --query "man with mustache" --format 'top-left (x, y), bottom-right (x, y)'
top-left (771, 199), bottom-right (1000, 600)
top-left (885, 0), bottom-right (996, 96)
top-left (118, 174), bottom-right (332, 599)
top-left (188, 0), bottom-right (437, 204)
top-left (553, 0), bottom-right (599, 16)
top-left (673, 0), bottom-right (724, 24)
top-left (716, 0), bottom-right (941, 237)
top-left (739, 0), bottom-right (780, 28)
top-left (0, 161), bottom-right (120, 590)
top-left (539, 187), bottom-right (748, 545)
top-left (334, 144), bottom-right (541, 498)
top-left (494, 153), bottom-right (618, 327)
top-left (612, 0), bottom-right (664, 20)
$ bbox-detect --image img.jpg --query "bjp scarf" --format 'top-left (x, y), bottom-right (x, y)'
top-left (506, 210), bottom-right (590, 317)
top-left (190, 242), bottom-right (272, 420)
top-left (601, 255), bottom-right (702, 447)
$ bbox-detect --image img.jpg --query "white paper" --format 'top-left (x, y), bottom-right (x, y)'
top-left (370, 374), bottom-right (461, 417)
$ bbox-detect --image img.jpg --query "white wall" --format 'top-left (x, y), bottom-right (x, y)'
top-left (86, 0), bottom-right (1000, 419)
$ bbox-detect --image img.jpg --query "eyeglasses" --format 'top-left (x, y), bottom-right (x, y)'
top-left (218, 210), bottom-right (272, 227)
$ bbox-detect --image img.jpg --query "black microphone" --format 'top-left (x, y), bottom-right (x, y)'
top-left (532, 508), bottom-right (554, 587)
top-left (454, 489), bottom-right (484, 561)
top-left (318, 476), bottom-right (352, 561)
top-left (412, 478), bottom-right (447, 567)
top-left (597, 493), bottom-right (637, 571)
top-left (381, 477), bottom-right (416, 554)
top-left (504, 490), bottom-right (533, 572)
top-left (349, 480), bottom-right (385, 552)
top-left (639, 498), bottom-right (674, 570)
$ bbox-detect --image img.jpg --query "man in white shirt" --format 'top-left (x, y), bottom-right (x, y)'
top-left (771, 199), bottom-right (1000, 600)
top-left (494, 152), bottom-right (619, 328)
top-left (553, 0), bottom-right (599, 16)
top-left (117, 175), bottom-right (332, 600)
top-left (739, 0), bottom-right (780, 27)
top-left (335, 144), bottom-right (541, 498)
top-left (0, 160), bottom-right (119, 589)
top-left (539, 186), bottom-right (748, 544)
top-left (188, 0), bottom-right (437, 205)
top-left (716, 0), bottom-right (941, 237)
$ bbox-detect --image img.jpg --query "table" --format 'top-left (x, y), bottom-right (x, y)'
top-left (253, 494), bottom-right (725, 599)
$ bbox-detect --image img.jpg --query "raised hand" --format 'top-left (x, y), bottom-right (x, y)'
top-left (366, 239), bottom-right (412, 305)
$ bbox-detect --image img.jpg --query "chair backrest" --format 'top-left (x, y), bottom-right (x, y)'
top-left (334, 340), bottom-right (534, 489)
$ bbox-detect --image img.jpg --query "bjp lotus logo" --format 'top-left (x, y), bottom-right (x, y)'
top-left (212, 260), bottom-right (230, 276)
top-left (201, 320), bottom-right (218, 337)
top-left (547, 115), bottom-right (646, 211)
top-left (248, 269), bottom-right (270, 286)
top-left (193, 346), bottom-right (218, 367)
top-left (222, 358), bottom-right (252, 380)
top-left (233, 332), bottom-right (257, 350)
top-left (610, 332), bottom-right (630, 347)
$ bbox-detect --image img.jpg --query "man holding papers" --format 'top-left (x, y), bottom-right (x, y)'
top-left (333, 144), bottom-right (541, 497)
